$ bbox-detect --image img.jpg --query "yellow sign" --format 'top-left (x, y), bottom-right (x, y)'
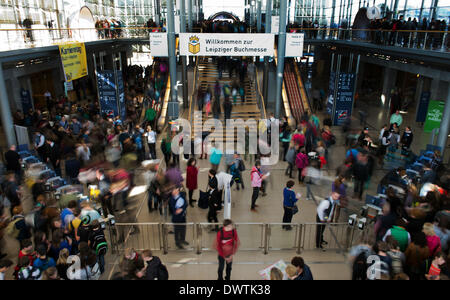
top-left (59, 42), bottom-right (88, 82)
top-left (188, 36), bottom-right (200, 54)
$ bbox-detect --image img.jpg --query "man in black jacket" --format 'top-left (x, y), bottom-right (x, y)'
top-left (4, 145), bottom-right (21, 182)
top-left (142, 249), bottom-right (168, 280)
top-left (43, 139), bottom-right (61, 176)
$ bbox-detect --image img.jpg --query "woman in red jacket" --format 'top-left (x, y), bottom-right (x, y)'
top-left (186, 158), bottom-right (199, 207)
top-left (214, 219), bottom-right (240, 280)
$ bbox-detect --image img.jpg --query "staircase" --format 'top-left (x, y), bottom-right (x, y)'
top-left (192, 57), bottom-right (262, 144)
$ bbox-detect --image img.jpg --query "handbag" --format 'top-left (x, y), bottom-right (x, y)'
top-left (198, 190), bottom-right (209, 209)
top-left (292, 205), bottom-right (299, 215)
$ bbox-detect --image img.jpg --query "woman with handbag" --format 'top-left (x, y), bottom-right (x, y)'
top-left (186, 158), bottom-right (199, 207)
top-left (207, 169), bottom-right (220, 232)
top-left (282, 180), bottom-right (300, 230)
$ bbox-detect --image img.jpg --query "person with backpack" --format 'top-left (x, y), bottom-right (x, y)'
top-left (214, 219), bottom-right (239, 280)
top-left (88, 220), bottom-right (108, 274)
top-left (142, 249), bottom-right (169, 280)
top-left (316, 191), bottom-right (340, 251)
top-left (60, 200), bottom-right (77, 230)
top-left (382, 218), bottom-right (411, 252)
top-left (280, 126), bottom-right (292, 161)
top-left (33, 244), bottom-right (56, 272)
top-left (230, 154), bottom-right (245, 191)
top-left (295, 147), bottom-right (308, 184)
top-left (96, 169), bottom-right (113, 218)
top-left (7, 205), bottom-right (31, 247)
top-left (169, 186), bottom-right (188, 249)
top-left (17, 256), bottom-right (42, 280)
top-left (13, 239), bottom-right (35, 279)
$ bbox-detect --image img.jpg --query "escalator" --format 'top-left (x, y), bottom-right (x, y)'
top-left (283, 58), bottom-right (311, 124)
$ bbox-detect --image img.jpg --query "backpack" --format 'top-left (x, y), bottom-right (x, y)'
top-left (6, 217), bottom-right (22, 238)
top-left (158, 262), bottom-right (169, 280)
top-left (220, 228), bottom-right (236, 247)
top-left (295, 153), bottom-right (307, 169)
top-left (91, 230), bottom-right (108, 256)
top-left (352, 251), bottom-right (368, 280)
top-left (238, 160), bottom-right (246, 172)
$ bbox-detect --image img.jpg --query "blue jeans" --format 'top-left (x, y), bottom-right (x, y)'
top-left (97, 254), bottom-right (105, 274)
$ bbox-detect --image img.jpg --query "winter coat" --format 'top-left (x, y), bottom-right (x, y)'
top-left (186, 166), bottom-right (198, 190)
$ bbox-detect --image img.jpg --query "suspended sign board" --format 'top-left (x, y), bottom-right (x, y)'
top-left (271, 16), bottom-right (287, 34)
top-left (59, 42), bottom-right (88, 81)
top-left (150, 32), bottom-right (168, 57)
top-left (285, 33), bottom-right (304, 57)
top-left (179, 33), bottom-right (274, 56)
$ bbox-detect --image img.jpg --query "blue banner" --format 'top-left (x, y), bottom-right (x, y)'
top-left (20, 89), bottom-right (33, 114)
top-left (333, 72), bottom-right (356, 126)
top-left (117, 71), bottom-right (127, 120)
top-left (326, 71), bottom-right (335, 116)
top-left (97, 70), bottom-right (118, 118)
top-left (416, 91), bottom-right (430, 123)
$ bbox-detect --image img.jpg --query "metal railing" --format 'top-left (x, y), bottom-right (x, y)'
top-left (288, 27), bottom-right (449, 52)
top-left (108, 220), bottom-right (356, 256)
top-left (254, 66), bottom-right (267, 120)
top-left (0, 26), bottom-right (447, 53)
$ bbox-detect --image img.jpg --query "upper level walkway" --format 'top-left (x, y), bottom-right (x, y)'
top-left (0, 26), bottom-right (448, 61)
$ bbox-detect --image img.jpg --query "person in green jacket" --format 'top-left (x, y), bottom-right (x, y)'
top-left (382, 219), bottom-right (411, 252)
top-left (145, 106), bottom-right (157, 128)
top-left (161, 131), bottom-right (172, 166)
top-left (390, 110), bottom-right (403, 127)
top-left (280, 126), bottom-right (292, 161)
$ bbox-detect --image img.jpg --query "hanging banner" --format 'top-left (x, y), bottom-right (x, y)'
top-left (285, 33), bottom-right (304, 57)
top-left (415, 91), bottom-right (430, 123)
top-left (271, 16), bottom-right (279, 33)
top-left (150, 32), bottom-right (168, 57)
top-left (326, 71), bottom-right (336, 116)
top-left (59, 42), bottom-right (88, 81)
top-left (97, 70), bottom-right (118, 118)
top-left (179, 33), bottom-right (274, 56)
top-left (117, 71), bottom-right (127, 120)
top-left (20, 88), bottom-right (33, 114)
top-left (333, 73), bottom-right (356, 125)
top-left (424, 100), bottom-right (445, 133)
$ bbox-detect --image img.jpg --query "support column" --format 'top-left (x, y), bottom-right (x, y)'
top-left (180, 0), bottom-right (188, 109)
top-left (257, 0), bottom-right (262, 33)
top-left (167, 0), bottom-right (178, 119)
top-left (263, 0), bottom-right (272, 107)
top-left (274, 0), bottom-right (288, 119)
top-left (0, 64), bottom-right (17, 147)
top-left (382, 68), bottom-right (397, 108)
top-left (418, 0), bottom-right (425, 21)
top-left (188, 0), bottom-right (193, 32)
top-left (430, 78), bottom-right (440, 101)
top-left (437, 83), bottom-right (450, 155)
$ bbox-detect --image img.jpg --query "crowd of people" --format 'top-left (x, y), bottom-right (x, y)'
top-left (95, 19), bottom-right (124, 39)
top-left (0, 57), bottom-right (170, 280)
top-left (288, 15), bottom-right (449, 50)
top-left (196, 57), bottom-right (255, 121)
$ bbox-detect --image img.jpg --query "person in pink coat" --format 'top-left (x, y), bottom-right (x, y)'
top-left (423, 222), bottom-right (442, 257)
top-left (186, 158), bottom-right (199, 207)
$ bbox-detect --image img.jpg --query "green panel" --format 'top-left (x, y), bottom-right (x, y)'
top-left (424, 100), bottom-right (445, 133)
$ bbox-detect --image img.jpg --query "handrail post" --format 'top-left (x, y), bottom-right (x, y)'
top-left (196, 223), bottom-right (202, 254)
top-left (296, 224), bottom-right (303, 254)
top-left (162, 223), bottom-right (169, 254)
top-left (408, 32), bottom-right (412, 48)
top-left (423, 32), bottom-right (427, 50)
top-left (441, 32), bottom-right (447, 52)
top-left (263, 224), bottom-right (270, 254)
